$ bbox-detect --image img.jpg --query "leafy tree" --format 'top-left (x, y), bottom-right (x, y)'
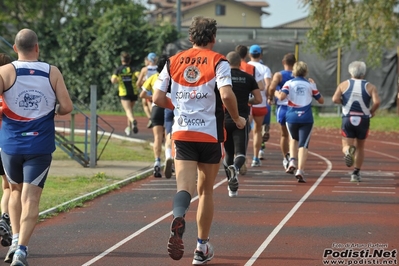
top-left (0, 0), bottom-right (179, 111)
top-left (300, 0), bottom-right (399, 66)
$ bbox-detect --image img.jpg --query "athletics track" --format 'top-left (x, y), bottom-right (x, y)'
top-left (1, 116), bottom-right (397, 266)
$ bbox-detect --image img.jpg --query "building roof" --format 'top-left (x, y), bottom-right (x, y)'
top-left (147, 0), bottom-right (270, 16)
top-left (273, 16), bottom-right (310, 28)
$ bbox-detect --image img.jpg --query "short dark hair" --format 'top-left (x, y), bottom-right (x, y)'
top-left (226, 51), bottom-right (241, 67)
top-left (120, 51), bottom-right (131, 63)
top-left (157, 54), bottom-right (169, 73)
top-left (15, 29), bottom-right (38, 54)
top-left (188, 16), bottom-right (217, 46)
top-left (283, 53), bottom-right (296, 66)
top-left (235, 45), bottom-right (248, 59)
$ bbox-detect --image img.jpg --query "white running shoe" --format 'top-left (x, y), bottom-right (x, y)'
top-left (283, 153), bottom-right (290, 170)
top-left (282, 158), bottom-right (288, 170)
top-left (227, 165), bottom-right (239, 197)
top-left (153, 160), bottom-right (162, 178)
top-left (258, 149), bottom-right (265, 160)
top-left (251, 159), bottom-right (261, 167)
top-left (295, 169), bottom-right (306, 183)
top-left (286, 160), bottom-right (296, 174)
top-left (192, 242), bottom-right (214, 265)
top-left (124, 127), bottom-right (131, 136)
top-left (350, 173), bottom-right (361, 182)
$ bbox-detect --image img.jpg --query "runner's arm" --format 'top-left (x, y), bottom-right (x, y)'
top-left (268, 72), bottom-right (282, 104)
top-left (332, 81), bottom-right (346, 104)
top-left (51, 65), bottom-right (73, 115)
top-left (368, 83), bottom-right (380, 117)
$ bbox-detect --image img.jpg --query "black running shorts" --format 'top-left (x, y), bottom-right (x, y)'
top-left (174, 140), bottom-right (222, 164)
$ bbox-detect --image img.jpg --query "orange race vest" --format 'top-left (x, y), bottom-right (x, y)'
top-left (167, 48), bottom-right (230, 143)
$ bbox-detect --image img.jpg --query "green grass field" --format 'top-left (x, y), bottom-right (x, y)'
top-left (313, 115), bottom-right (398, 132)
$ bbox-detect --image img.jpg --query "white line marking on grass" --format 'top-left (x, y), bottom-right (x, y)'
top-left (244, 151), bottom-right (332, 266)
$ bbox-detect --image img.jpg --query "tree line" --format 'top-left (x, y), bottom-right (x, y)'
top-left (0, 0), bottom-right (179, 111)
top-left (1, 0), bottom-right (398, 110)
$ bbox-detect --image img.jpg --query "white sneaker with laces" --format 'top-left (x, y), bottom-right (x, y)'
top-left (192, 242), bottom-right (214, 265)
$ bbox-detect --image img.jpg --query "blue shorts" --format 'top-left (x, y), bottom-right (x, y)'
top-left (276, 105), bottom-right (288, 125)
top-left (164, 108), bottom-right (174, 135)
top-left (262, 104), bottom-right (271, 125)
top-left (341, 116), bottom-right (370, 140)
top-left (0, 152), bottom-right (4, 176)
top-left (1, 151), bottom-right (52, 188)
top-left (286, 122), bottom-right (313, 148)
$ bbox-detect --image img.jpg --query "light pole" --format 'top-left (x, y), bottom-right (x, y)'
top-left (176, 0), bottom-right (181, 32)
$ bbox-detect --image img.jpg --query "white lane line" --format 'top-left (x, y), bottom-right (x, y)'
top-left (370, 150), bottom-right (399, 161)
top-left (132, 188), bottom-right (180, 190)
top-left (338, 182), bottom-right (396, 185)
top-left (81, 178), bottom-right (227, 266)
top-left (81, 211), bottom-right (173, 266)
top-left (141, 183), bottom-right (177, 186)
top-left (334, 186), bottom-right (395, 190)
top-left (240, 184), bottom-right (297, 187)
top-left (244, 151), bottom-right (332, 266)
top-left (314, 140), bottom-right (399, 161)
top-left (340, 177), bottom-right (395, 180)
top-left (237, 189), bottom-right (292, 192)
top-left (332, 190), bottom-right (395, 194)
top-left (245, 180), bottom-right (297, 183)
top-left (380, 141), bottom-right (399, 146)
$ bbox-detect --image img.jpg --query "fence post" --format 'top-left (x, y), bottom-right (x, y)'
top-left (90, 85), bottom-right (97, 168)
top-left (336, 47), bottom-right (342, 116)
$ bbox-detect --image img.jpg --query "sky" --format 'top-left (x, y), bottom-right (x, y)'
top-left (260, 0), bottom-right (309, 28)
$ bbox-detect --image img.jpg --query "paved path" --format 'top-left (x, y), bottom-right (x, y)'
top-left (2, 115), bottom-right (398, 266)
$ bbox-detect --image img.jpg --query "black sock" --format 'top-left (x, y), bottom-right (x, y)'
top-left (353, 168), bottom-right (360, 175)
top-left (173, 190), bottom-right (191, 218)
